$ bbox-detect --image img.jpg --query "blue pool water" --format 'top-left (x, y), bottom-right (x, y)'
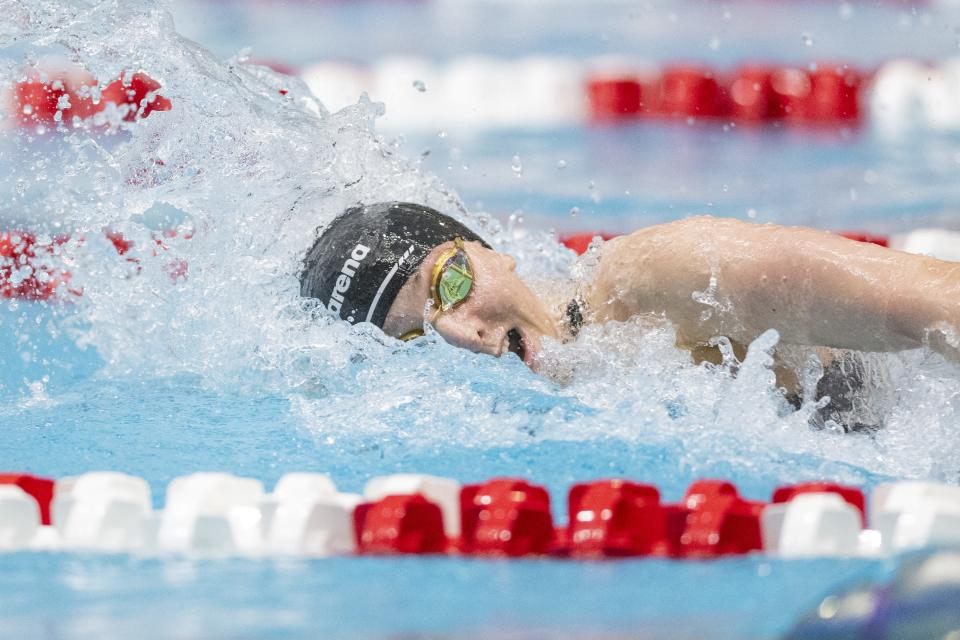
top-left (2, 0), bottom-right (960, 638)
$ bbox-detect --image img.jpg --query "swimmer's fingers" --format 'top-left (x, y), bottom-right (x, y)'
top-left (924, 321), bottom-right (960, 364)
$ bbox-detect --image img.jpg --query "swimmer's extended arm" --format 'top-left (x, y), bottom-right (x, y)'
top-left (585, 216), bottom-right (960, 361)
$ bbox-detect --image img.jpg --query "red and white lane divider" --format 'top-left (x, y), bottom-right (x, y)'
top-left (1, 471), bottom-right (959, 558)
top-left (559, 228), bottom-right (960, 261)
top-left (8, 57), bottom-right (960, 132)
top-left (301, 57), bottom-right (865, 130)
top-left (299, 56), bottom-right (960, 131)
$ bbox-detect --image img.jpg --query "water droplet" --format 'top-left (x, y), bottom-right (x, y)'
top-left (588, 181), bottom-right (600, 204)
top-left (709, 36), bottom-right (721, 51)
top-left (747, 208), bottom-right (757, 219)
top-left (802, 32), bottom-right (814, 47)
top-left (511, 154), bottom-right (523, 177)
top-left (556, 159), bottom-right (567, 170)
top-left (412, 79), bottom-right (426, 93)
top-left (438, 131), bottom-right (448, 139)
top-left (722, 184), bottom-right (729, 193)
top-left (570, 206), bottom-right (580, 217)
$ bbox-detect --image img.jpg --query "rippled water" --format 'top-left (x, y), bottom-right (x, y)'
top-left (1, 0), bottom-right (960, 637)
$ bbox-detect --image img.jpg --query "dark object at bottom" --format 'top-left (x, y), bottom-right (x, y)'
top-left (787, 351), bottom-right (885, 434)
top-left (787, 551), bottom-right (960, 640)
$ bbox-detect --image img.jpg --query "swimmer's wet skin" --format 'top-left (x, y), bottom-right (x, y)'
top-left (302, 203), bottom-right (960, 382)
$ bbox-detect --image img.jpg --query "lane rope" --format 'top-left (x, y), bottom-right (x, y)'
top-left (1, 471), bottom-right (958, 558)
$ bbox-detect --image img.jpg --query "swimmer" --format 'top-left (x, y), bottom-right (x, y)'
top-left (301, 202), bottom-right (960, 407)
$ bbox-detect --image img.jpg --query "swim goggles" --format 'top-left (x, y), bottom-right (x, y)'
top-left (399, 236), bottom-right (474, 341)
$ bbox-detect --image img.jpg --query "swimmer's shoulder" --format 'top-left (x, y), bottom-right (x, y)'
top-left (600, 216), bottom-right (782, 262)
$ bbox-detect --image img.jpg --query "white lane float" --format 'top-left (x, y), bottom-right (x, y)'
top-left (52, 472), bottom-right (153, 552)
top-left (263, 473), bottom-right (359, 557)
top-left (870, 482), bottom-right (960, 552)
top-left (157, 472), bottom-right (265, 555)
top-left (0, 485), bottom-right (40, 550)
top-left (762, 493), bottom-right (864, 557)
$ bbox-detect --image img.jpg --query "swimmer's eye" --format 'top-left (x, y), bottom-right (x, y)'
top-left (507, 328), bottom-right (525, 361)
top-left (431, 237), bottom-right (474, 313)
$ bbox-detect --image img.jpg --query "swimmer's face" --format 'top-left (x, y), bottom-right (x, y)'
top-left (383, 241), bottom-right (558, 371)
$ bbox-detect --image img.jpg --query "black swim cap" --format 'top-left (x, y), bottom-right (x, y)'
top-left (300, 202), bottom-right (490, 329)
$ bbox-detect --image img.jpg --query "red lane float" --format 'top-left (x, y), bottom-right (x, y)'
top-left (583, 62), bottom-right (865, 126)
top-left (460, 478), bottom-right (555, 556)
top-left (677, 480), bottom-right (765, 557)
top-left (0, 232), bottom-right (72, 301)
top-left (0, 474), bottom-right (55, 525)
top-left (837, 231), bottom-right (889, 247)
top-left (359, 478), bottom-right (791, 559)
top-left (14, 68), bottom-right (101, 126)
top-left (101, 72), bottom-right (173, 121)
top-left (587, 76), bottom-right (645, 120)
top-left (354, 494), bottom-right (447, 554)
top-left (567, 480), bottom-right (668, 557)
top-left (806, 66), bottom-right (861, 123)
top-left (0, 229), bottom-right (189, 302)
top-left (729, 65), bottom-right (777, 122)
top-left (558, 232), bottom-right (619, 255)
top-left (13, 68), bottom-right (171, 128)
top-left (657, 66), bottom-right (727, 119)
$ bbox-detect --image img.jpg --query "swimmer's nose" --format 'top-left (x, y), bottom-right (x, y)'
top-left (435, 318), bottom-right (505, 357)
top-left (469, 325), bottom-right (507, 356)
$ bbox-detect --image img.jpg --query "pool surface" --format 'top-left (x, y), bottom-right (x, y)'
top-left (2, 0), bottom-right (960, 638)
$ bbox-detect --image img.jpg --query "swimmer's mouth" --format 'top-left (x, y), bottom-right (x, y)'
top-left (507, 328), bottom-right (526, 362)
